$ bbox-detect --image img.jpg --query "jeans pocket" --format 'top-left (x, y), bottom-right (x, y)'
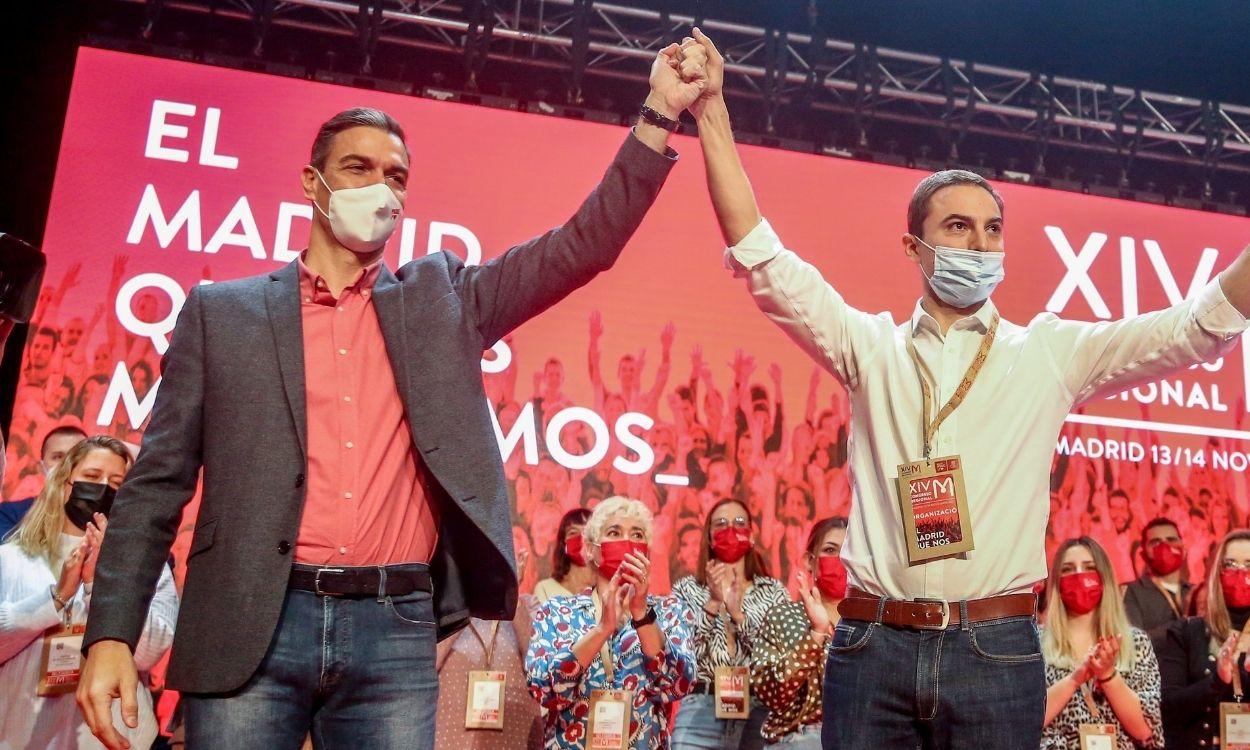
top-left (967, 619), bottom-right (1042, 663)
top-left (386, 592), bottom-right (437, 627)
top-left (829, 620), bottom-right (875, 654)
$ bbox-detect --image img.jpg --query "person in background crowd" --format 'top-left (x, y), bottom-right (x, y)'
top-left (0, 423), bottom-right (88, 540)
top-left (670, 498), bottom-right (787, 750)
top-left (1158, 529), bottom-right (1250, 748)
top-left (0, 435), bottom-right (178, 749)
top-left (1123, 517), bottom-right (1191, 644)
top-left (525, 496), bottom-right (695, 750)
top-left (1041, 537), bottom-right (1163, 749)
top-left (434, 550), bottom-right (543, 750)
top-left (750, 517), bottom-right (847, 748)
top-left (533, 508), bottom-right (594, 602)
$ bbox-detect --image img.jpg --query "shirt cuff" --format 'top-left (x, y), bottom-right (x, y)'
top-left (6, 588), bottom-right (63, 633)
top-left (624, 128), bottom-right (680, 165)
top-left (723, 218), bottom-right (783, 275)
top-left (1198, 277), bottom-right (1250, 339)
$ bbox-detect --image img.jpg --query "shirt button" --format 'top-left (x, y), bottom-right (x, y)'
top-left (337, 307), bottom-right (345, 313)
top-left (277, 540), bottom-right (291, 555)
top-left (344, 491), bottom-right (353, 499)
top-left (338, 348), bottom-right (348, 356)
top-left (1204, 668), bottom-right (1212, 675)
top-left (317, 279), bottom-right (326, 288)
top-left (304, 297), bottom-right (312, 303)
top-left (343, 395), bottom-right (352, 402)
top-left (338, 546), bottom-right (348, 555)
top-left (345, 441), bottom-right (355, 449)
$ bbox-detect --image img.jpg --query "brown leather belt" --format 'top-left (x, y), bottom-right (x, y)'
top-left (837, 587), bottom-right (1036, 630)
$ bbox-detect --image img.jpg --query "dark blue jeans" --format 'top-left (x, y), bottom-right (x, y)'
top-left (184, 580), bottom-right (439, 749)
top-left (821, 609), bottom-right (1044, 750)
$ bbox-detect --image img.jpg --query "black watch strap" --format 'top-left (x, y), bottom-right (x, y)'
top-left (638, 104), bottom-right (681, 133)
top-left (631, 606), bottom-right (659, 629)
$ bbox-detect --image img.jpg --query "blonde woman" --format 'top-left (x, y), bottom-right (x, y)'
top-left (1158, 529), bottom-right (1250, 748)
top-left (1041, 536), bottom-right (1163, 749)
top-left (525, 496), bottom-right (696, 749)
top-left (0, 435), bottom-right (178, 749)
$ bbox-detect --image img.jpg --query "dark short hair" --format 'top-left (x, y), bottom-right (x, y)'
top-left (1109, 488), bottom-right (1130, 502)
top-left (550, 507), bottom-right (593, 582)
top-left (309, 107), bottom-right (409, 171)
top-left (1141, 516), bottom-right (1180, 544)
top-left (34, 326), bottom-right (59, 346)
top-left (749, 385), bottom-right (768, 403)
top-left (40, 424), bottom-right (87, 458)
top-left (907, 169), bottom-right (1004, 238)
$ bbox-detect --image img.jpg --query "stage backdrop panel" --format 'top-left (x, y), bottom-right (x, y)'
top-left (9, 46), bottom-right (1250, 593)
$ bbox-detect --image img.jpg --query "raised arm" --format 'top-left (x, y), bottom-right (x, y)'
top-left (687, 30), bottom-right (897, 390)
top-left (454, 47), bottom-right (707, 347)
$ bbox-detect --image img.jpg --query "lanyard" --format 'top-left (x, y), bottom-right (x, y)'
top-left (1080, 682), bottom-right (1103, 720)
top-left (906, 313), bottom-right (999, 458)
top-left (591, 589), bottom-right (616, 683)
top-left (467, 620), bottom-right (502, 670)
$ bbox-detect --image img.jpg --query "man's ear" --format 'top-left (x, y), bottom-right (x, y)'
top-left (902, 233), bottom-right (922, 264)
top-left (301, 165), bottom-right (321, 203)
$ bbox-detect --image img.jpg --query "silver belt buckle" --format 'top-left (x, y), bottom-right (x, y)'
top-left (912, 598), bottom-right (950, 630)
top-left (314, 567), bottom-right (347, 597)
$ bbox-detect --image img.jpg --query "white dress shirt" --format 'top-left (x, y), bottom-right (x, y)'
top-left (726, 218), bottom-right (1248, 602)
top-left (0, 535), bottom-right (179, 749)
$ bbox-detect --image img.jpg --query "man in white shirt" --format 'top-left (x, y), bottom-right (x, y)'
top-left (681, 29), bottom-right (1250, 750)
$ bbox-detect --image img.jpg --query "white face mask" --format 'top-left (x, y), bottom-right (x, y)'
top-left (311, 169), bottom-right (403, 254)
top-left (914, 236), bottom-right (1005, 308)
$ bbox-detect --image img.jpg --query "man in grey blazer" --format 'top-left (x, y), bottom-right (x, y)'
top-left (76, 41), bottom-right (711, 749)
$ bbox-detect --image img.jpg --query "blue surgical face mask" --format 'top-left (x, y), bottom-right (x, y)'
top-left (914, 236), bottom-right (1005, 308)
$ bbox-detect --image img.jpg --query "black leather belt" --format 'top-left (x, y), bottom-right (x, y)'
top-left (289, 563), bottom-right (432, 598)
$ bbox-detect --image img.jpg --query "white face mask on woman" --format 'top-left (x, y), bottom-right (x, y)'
top-left (914, 236), bottom-right (1005, 307)
top-left (311, 169), bottom-right (403, 254)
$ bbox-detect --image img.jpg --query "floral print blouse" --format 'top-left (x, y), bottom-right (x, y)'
top-left (525, 591), bottom-right (697, 749)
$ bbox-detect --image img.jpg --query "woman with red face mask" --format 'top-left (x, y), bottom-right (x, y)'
top-left (670, 499), bottom-right (787, 750)
top-left (1041, 537), bottom-right (1163, 749)
top-left (746, 516), bottom-right (847, 748)
top-left (534, 508), bottom-right (595, 603)
top-left (525, 496), bottom-right (696, 750)
top-left (1157, 529), bottom-right (1250, 748)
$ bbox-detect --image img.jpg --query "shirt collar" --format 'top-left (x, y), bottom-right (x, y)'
top-left (297, 252), bottom-right (383, 305)
top-left (909, 297), bottom-right (999, 338)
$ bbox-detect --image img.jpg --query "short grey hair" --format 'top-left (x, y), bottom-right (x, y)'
top-left (584, 496), bottom-right (653, 564)
top-left (309, 107), bottom-right (409, 171)
top-left (906, 169), bottom-right (1004, 238)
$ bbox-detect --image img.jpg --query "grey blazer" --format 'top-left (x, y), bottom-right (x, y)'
top-left (83, 134), bottom-right (676, 693)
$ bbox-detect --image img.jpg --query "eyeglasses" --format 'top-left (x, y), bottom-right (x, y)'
top-left (1223, 560), bottom-right (1250, 571)
top-left (711, 517), bottom-right (750, 530)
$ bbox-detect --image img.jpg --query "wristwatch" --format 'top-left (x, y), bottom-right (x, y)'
top-left (631, 606), bottom-right (658, 629)
top-left (638, 104), bottom-right (681, 134)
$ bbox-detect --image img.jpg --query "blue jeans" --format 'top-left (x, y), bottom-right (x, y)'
top-left (184, 580), bottom-right (439, 750)
top-left (672, 693), bottom-right (769, 750)
top-left (821, 611), bottom-right (1044, 750)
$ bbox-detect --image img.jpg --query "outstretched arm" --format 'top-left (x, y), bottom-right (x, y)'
top-left (455, 45), bottom-right (708, 346)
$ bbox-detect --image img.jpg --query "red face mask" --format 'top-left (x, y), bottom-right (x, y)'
top-left (710, 527), bottom-right (752, 564)
top-left (815, 555), bottom-right (848, 600)
top-left (1221, 569), bottom-right (1250, 608)
top-left (597, 540), bottom-right (649, 580)
top-left (565, 534), bottom-right (586, 568)
top-left (1058, 571), bottom-right (1104, 616)
top-left (1143, 541), bottom-right (1184, 577)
